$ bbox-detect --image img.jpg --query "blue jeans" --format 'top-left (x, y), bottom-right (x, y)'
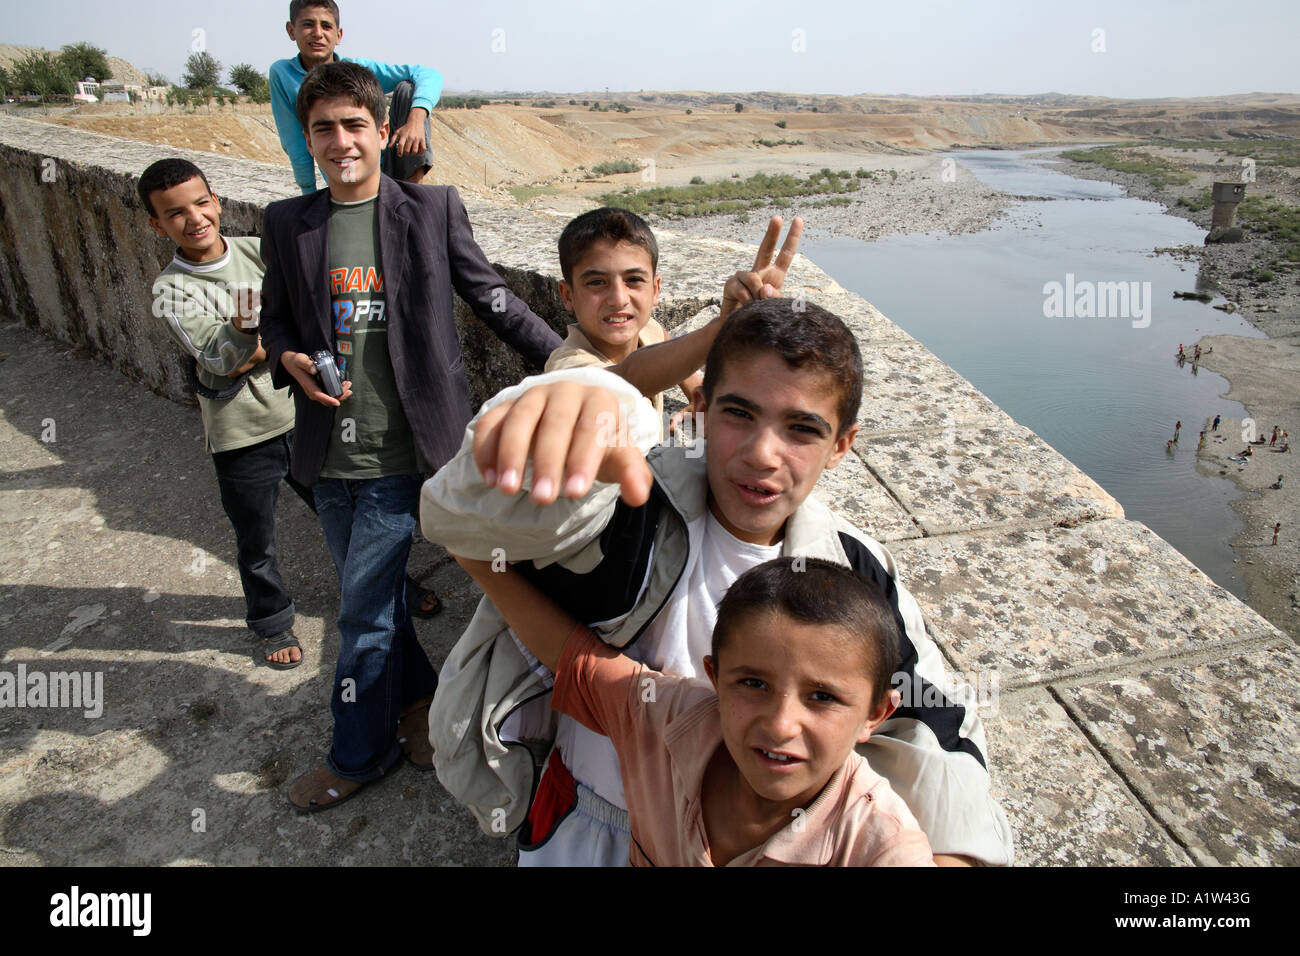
top-left (312, 474), bottom-right (438, 781)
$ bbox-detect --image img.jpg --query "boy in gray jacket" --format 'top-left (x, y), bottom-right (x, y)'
top-left (421, 297), bottom-right (1014, 866)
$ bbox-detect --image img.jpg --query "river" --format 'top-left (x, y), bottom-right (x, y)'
top-left (802, 148), bottom-right (1265, 597)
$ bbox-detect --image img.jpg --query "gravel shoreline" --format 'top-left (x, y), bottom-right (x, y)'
top-left (649, 159), bottom-right (1018, 244)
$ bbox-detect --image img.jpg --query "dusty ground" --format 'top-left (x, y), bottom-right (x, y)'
top-left (1059, 145), bottom-right (1300, 638)
top-left (0, 323), bottom-right (512, 866)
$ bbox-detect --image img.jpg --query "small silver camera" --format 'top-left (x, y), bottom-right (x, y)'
top-left (311, 349), bottom-right (344, 398)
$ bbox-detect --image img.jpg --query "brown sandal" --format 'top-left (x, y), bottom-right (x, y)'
top-left (286, 764), bottom-right (369, 813)
top-left (397, 698), bottom-right (435, 771)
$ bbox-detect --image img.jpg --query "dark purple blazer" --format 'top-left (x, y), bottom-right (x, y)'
top-left (260, 175), bottom-right (561, 485)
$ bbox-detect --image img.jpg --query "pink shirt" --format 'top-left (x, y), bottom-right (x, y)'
top-left (552, 627), bottom-right (936, 867)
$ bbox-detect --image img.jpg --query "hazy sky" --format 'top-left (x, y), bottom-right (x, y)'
top-left (5, 0), bottom-right (1298, 98)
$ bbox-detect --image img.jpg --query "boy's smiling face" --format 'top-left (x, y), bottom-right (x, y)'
top-left (704, 611), bottom-right (894, 811)
top-left (696, 351), bottom-right (857, 547)
top-left (147, 176), bottom-right (224, 263)
top-left (287, 5), bottom-right (342, 69)
top-left (305, 95), bottom-right (388, 200)
top-left (558, 238), bottom-right (660, 363)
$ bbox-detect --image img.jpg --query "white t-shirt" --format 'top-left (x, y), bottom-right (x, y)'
top-left (553, 509), bottom-right (782, 808)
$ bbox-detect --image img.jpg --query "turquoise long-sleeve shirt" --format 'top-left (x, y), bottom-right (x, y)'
top-left (269, 53), bottom-right (443, 194)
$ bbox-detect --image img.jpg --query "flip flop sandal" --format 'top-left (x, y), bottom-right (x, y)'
top-left (397, 697), bottom-right (435, 771)
top-left (286, 764), bottom-right (370, 814)
top-left (260, 631), bottom-right (303, 670)
top-left (406, 574), bottom-right (444, 619)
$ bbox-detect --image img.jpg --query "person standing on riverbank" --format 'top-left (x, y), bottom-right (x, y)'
top-left (1273, 522), bottom-right (1281, 546)
top-left (1213, 414), bottom-right (1221, 433)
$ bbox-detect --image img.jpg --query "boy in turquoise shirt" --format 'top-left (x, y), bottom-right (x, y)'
top-left (270, 0), bottom-right (442, 193)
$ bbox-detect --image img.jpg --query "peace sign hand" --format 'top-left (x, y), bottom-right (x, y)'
top-left (720, 215), bottom-right (804, 319)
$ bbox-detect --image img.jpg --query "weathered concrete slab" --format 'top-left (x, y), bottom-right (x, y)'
top-left (814, 449), bottom-right (922, 542)
top-left (853, 341), bottom-right (1010, 439)
top-left (985, 690), bottom-right (1193, 866)
top-left (1058, 643), bottom-right (1300, 866)
top-left (859, 420), bottom-right (1123, 535)
top-left (893, 521), bottom-right (1280, 687)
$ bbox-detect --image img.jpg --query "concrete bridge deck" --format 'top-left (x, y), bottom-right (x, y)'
top-left (0, 116), bottom-right (1295, 865)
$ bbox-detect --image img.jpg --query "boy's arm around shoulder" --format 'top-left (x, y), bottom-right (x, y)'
top-left (439, 185), bottom-right (561, 366)
top-left (419, 366), bottom-right (659, 567)
top-left (454, 556), bottom-right (704, 742)
top-left (609, 314), bottom-right (718, 401)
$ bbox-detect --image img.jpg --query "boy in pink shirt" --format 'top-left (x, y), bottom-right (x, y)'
top-left (455, 553), bottom-right (934, 867)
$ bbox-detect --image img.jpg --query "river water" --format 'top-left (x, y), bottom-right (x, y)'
top-left (802, 148), bottom-right (1265, 597)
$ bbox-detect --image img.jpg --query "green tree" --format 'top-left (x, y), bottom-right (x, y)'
top-left (182, 51), bottom-right (222, 89)
top-left (13, 50), bottom-right (74, 100)
top-left (228, 63), bottom-right (268, 98)
top-left (145, 72), bottom-right (170, 87)
top-left (734, 102), bottom-right (744, 112)
top-left (59, 42), bottom-right (111, 82)
top-left (230, 62), bottom-right (270, 100)
top-left (0, 66), bottom-right (12, 97)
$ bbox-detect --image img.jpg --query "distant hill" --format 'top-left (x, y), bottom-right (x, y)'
top-left (0, 43), bottom-right (149, 86)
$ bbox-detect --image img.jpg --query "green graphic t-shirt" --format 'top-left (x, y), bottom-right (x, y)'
top-left (319, 196), bottom-right (418, 479)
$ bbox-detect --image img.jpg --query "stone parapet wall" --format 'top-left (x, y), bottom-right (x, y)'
top-left (0, 114), bottom-right (1294, 865)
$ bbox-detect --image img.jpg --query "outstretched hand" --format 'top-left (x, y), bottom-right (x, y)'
top-left (471, 381), bottom-right (653, 508)
top-left (720, 214), bottom-right (804, 319)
